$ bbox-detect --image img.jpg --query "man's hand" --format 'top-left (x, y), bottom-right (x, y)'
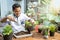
top-left (7, 16), bottom-right (16, 22)
top-left (29, 19), bottom-right (35, 24)
top-left (0, 17), bottom-right (7, 23)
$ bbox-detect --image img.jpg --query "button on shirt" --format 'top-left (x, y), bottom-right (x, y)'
top-left (7, 13), bottom-right (31, 33)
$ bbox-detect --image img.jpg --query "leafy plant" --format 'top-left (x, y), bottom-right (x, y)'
top-left (34, 20), bottom-right (39, 26)
top-left (49, 24), bottom-right (56, 32)
top-left (45, 31), bottom-right (48, 36)
top-left (2, 25), bottom-right (13, 35)
top-left (25, 20), bottom-right (33, 27)
top-left (25, 20), bottom-right (33, 32)
top-left (44, 28), bottom-right (48, 36)
top-left (41, 0), bottom-right (51, 5)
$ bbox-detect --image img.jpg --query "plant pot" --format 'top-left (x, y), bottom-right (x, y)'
top-left (38, 29), bottom-right (42, 33)
top-left (50, 31), bottom-right (55, 36)
top-left (44, 35), bottom-right (48, 39)
top-left (58, 27), bottom-right (60, 31)
top-left (26, 26), bottom-right (33, 34)
top-left (3, 33), bottom-right (13, 40)
top-left (26, 28), bottom-right (31, 34)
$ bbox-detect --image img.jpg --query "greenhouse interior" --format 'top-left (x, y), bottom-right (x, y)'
top-left (0, 0), bottom-right (60, 40)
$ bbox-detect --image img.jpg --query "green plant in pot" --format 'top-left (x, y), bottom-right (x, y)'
top-left (49, 24), bottom-right (56, 36)
top-left (43, 28), bottom-right (49, 39)
top-left (2, 25), bottom-right (13, 40)
top-left (38, 28), bottom-right (42, 33)
top-left (55, 16), bottom-right (60, 31)
top-left (38, 27), bottom-right (43, 33)
top-left (42, 26), bottom-right (49, 39)
top-left (34, 19), bottom-right (43, 33)
top-left (25, 20), bottom-right (33, 34)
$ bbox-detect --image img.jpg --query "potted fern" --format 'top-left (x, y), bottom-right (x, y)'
top-left (2, 25), bottom-right (13, 40)
top-left (49, 24), bottom-right (56, 36)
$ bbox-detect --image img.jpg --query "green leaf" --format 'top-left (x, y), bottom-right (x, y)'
top-left (49, 24), bottom-right (56, 32)
top-left (2, 25), bottom-right (13, 35)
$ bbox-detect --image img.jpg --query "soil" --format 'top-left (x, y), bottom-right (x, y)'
top-left (14, 31), bottom-right (30, 36)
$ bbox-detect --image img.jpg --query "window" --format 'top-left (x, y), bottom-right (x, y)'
top-left (0, 2), bottom-right (1, 17)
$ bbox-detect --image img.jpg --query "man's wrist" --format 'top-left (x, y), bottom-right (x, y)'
top-left (5, 16), bottom-right (8, 19)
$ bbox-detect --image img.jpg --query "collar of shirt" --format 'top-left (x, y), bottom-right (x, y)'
top-left (13, 13), bottom-right (21, 19)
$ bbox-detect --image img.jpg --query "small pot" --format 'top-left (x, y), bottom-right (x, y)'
top-left (3, 33), bottom-right (13, 40)
top-left (50, 31), bottom-right (55, 36)
top-left (26, 26), bottom-right (33, 34)
top-left (58, 27), bottom-right (60, 31)
top-left (38, 29), bottom-right (42, 33)
top-left (26, 28), bottom-right (31, 34)
top-left (44, 35), bottom-right (48, 39)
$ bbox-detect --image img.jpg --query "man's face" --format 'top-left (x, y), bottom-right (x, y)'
top-left (13, 7), bottom-right (21, 17)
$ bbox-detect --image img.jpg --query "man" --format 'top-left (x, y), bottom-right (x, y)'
top-left (0, 3), bottom-right (34, 33)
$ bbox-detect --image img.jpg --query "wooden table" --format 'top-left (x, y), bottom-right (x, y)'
top-left (0, 31), bottom-right (60, 40)
top-left (13, 31), bottom-right (60, 40)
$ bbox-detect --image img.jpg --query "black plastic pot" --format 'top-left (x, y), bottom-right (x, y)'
top-left (3, 33), bottom-right (13, 40)
top-left (26, 27), bottom-right (30, 34)
top-left (58, 27), bottom-right (60, 31)
top-left (26, 26), bottom-right (33, 34)
top-left (38, 29), bottom-right (42, 33)
top-left (50, 31), bottom-right (55, 36)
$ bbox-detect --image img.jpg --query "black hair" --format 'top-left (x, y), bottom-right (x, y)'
top-left (12, 3), bottom-right (21, 11)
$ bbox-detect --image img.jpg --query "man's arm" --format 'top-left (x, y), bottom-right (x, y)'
top-left (0, 16), bottom-right (16, 23)
top-left (0, 17), bottom-right (7, 23)
top-left (24, 14), bottom-right (35, 24)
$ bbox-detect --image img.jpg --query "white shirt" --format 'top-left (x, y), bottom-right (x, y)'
top-left (7, 13), bottom-right (31, 33)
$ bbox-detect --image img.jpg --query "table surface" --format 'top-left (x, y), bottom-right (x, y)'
top-left (12, 31), bottom-right (60, 40)
top-left (0, 31), bottom-right (60, 40)
top-left (0, 23), bottom-right (60, 40)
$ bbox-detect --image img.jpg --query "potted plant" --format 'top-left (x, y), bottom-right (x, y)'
top-left (34, 20), bottom-right (40, 32)
top-left (55, 16), bottom-right (60, 32)
top-left (43, 28), bottom-right (49, 39)
top-left (41, 26), bottom-right (49, 39)
top-left (44, 29), bottom-right (48, 38)
top-left (49, 24), bottom-right (56, 36)
top-left (38, 28), bottom-right (42, 33)
top-left (34, 20), bottom-right (43, 33)
top-left (38, 26), bottom-right (43, 33)
top-left (2, 25), bottom-right (13, 40)
top-left (25, 20), bottom-right (33, 34)
top-left (58, 25), bottom-right (60, 31)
